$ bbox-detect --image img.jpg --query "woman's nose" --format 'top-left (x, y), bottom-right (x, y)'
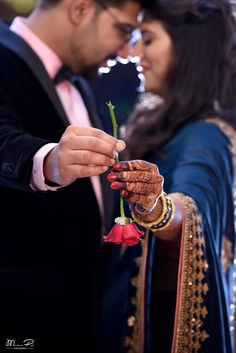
top-left (131, 39), bottom-right (143, 58)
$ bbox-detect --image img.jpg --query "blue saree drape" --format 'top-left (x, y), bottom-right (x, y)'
top-left (101, 118), bottom-right (236, 353)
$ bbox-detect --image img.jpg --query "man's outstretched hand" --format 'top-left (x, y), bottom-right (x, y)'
top-left (44, 125), bottom-right (126, 186)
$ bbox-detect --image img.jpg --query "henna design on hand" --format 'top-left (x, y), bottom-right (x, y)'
top-left (108, 160), bottom-right (164, 210)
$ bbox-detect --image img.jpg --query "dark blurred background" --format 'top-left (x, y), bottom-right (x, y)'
top-left (0, 0), bottom-right (140, 132)
top-left (90, 62), bottom-right (140, 133)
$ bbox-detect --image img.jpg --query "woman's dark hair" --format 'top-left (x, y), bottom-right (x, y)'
top-left (124, 0), bottom-right (236, 159)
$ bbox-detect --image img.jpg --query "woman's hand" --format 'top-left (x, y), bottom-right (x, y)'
top-left (107, 160), bottom-right (164, 212)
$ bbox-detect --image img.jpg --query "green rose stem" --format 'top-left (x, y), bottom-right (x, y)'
top-left (106, 101), bottom-right (125, 219)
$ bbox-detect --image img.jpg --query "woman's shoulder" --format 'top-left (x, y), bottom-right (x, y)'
top-left (162, 118), bottom-right (236, 166)
top-left (174, 118), bottom-right (232, 150)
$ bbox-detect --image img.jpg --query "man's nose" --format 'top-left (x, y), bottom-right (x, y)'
top-left (117, 42), bottom-right (131, 59)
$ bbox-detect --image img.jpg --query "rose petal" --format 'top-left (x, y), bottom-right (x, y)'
top-left (122, 223), bottom-right (144, 246)
top-left (103, 224), bottom-right (123, 244)
top-left (103, 222), bottom-right (144, 247)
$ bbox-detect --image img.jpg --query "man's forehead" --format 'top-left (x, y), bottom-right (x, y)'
top-left (109, 2), bottom-right (141, 22)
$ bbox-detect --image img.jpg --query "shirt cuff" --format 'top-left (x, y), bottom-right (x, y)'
top-left (30, 143), bottom-right (62, 191)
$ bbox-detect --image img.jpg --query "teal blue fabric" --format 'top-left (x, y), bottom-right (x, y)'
top-left (150, 121), bottom-right (235, 353)
top-left (101, 120), bottom-right (235, 353)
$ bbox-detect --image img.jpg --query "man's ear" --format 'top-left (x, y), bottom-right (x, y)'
top-left (68, 0), bottom-right (92, 24)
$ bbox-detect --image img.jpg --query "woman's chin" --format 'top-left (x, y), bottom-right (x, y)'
top-left (144, 83), bottom-right (160, 95)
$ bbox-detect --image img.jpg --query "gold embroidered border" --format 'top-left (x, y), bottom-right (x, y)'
top-left (221, 236), bottom-right (233, 273)
top-left (124, 194), bottom-right (209, 353)
top-left (172, 193), bottom-right (209, 353)
top-left (206, 118), bottom-right (236, 350)
top-left (124, 231), bottom-right (150, 353)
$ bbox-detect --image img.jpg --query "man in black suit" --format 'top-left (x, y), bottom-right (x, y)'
top-left (0, 0), bottom-right (142, 351)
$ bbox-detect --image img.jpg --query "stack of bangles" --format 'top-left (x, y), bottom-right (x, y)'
top-left (131, 193), bottom-right (175, 232)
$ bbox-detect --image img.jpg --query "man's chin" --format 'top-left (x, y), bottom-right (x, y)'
top-left (80, 59), bottom-right (113, 79)
top-left (100, 59), bottom-right (109, 68)
top-left (81, 67), bottom-right (100, 79)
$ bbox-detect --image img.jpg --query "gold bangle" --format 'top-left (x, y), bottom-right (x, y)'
top-left (150, 198), bottom-right (175, 232)
top-left (131, 193), bottom-right (170, 229)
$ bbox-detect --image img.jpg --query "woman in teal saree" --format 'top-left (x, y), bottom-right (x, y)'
top-left (101, 1), bottom-right (236, 352)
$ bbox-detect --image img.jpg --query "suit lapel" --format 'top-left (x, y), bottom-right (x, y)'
top-left (0, 21), bottom-right (69, 127)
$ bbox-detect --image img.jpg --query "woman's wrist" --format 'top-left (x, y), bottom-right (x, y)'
top-left (132, 194), bottom-right (163, 220)
top-left (132, 193), bottom-right (168, 224)
top-left (131, 193), bottom-right (183, 241)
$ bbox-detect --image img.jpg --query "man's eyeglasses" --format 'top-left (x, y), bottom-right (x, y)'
top-left (95, 0), bottom-right (136, 39)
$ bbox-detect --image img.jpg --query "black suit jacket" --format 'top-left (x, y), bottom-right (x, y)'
top-left (0, 21), bottom-right (114, 353)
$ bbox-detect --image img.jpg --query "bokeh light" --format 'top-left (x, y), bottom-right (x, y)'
top-left (3, 0), bottom-right (37, 14)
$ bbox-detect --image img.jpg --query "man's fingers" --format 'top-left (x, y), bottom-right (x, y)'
top-left (65, 149), bottom-right (115, 167)
top-left (64, 126), bottom-right (125, 152)
top-left (65, 125), bottom-right (115, 141)
top-left (60, 164), bottom-right (109, 180)
top-left (76, 165), bottom-right (109, 178)
top-left (116, 140), bottom-right (126, 152)
top-left (61, 135), bottom-right (117, 158)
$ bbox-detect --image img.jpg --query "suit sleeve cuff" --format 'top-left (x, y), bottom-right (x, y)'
top-left (30, 143), bottom-right (62, 191)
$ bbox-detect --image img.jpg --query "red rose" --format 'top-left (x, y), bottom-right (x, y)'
top-left (103, 217), bottom-right (144, 246)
